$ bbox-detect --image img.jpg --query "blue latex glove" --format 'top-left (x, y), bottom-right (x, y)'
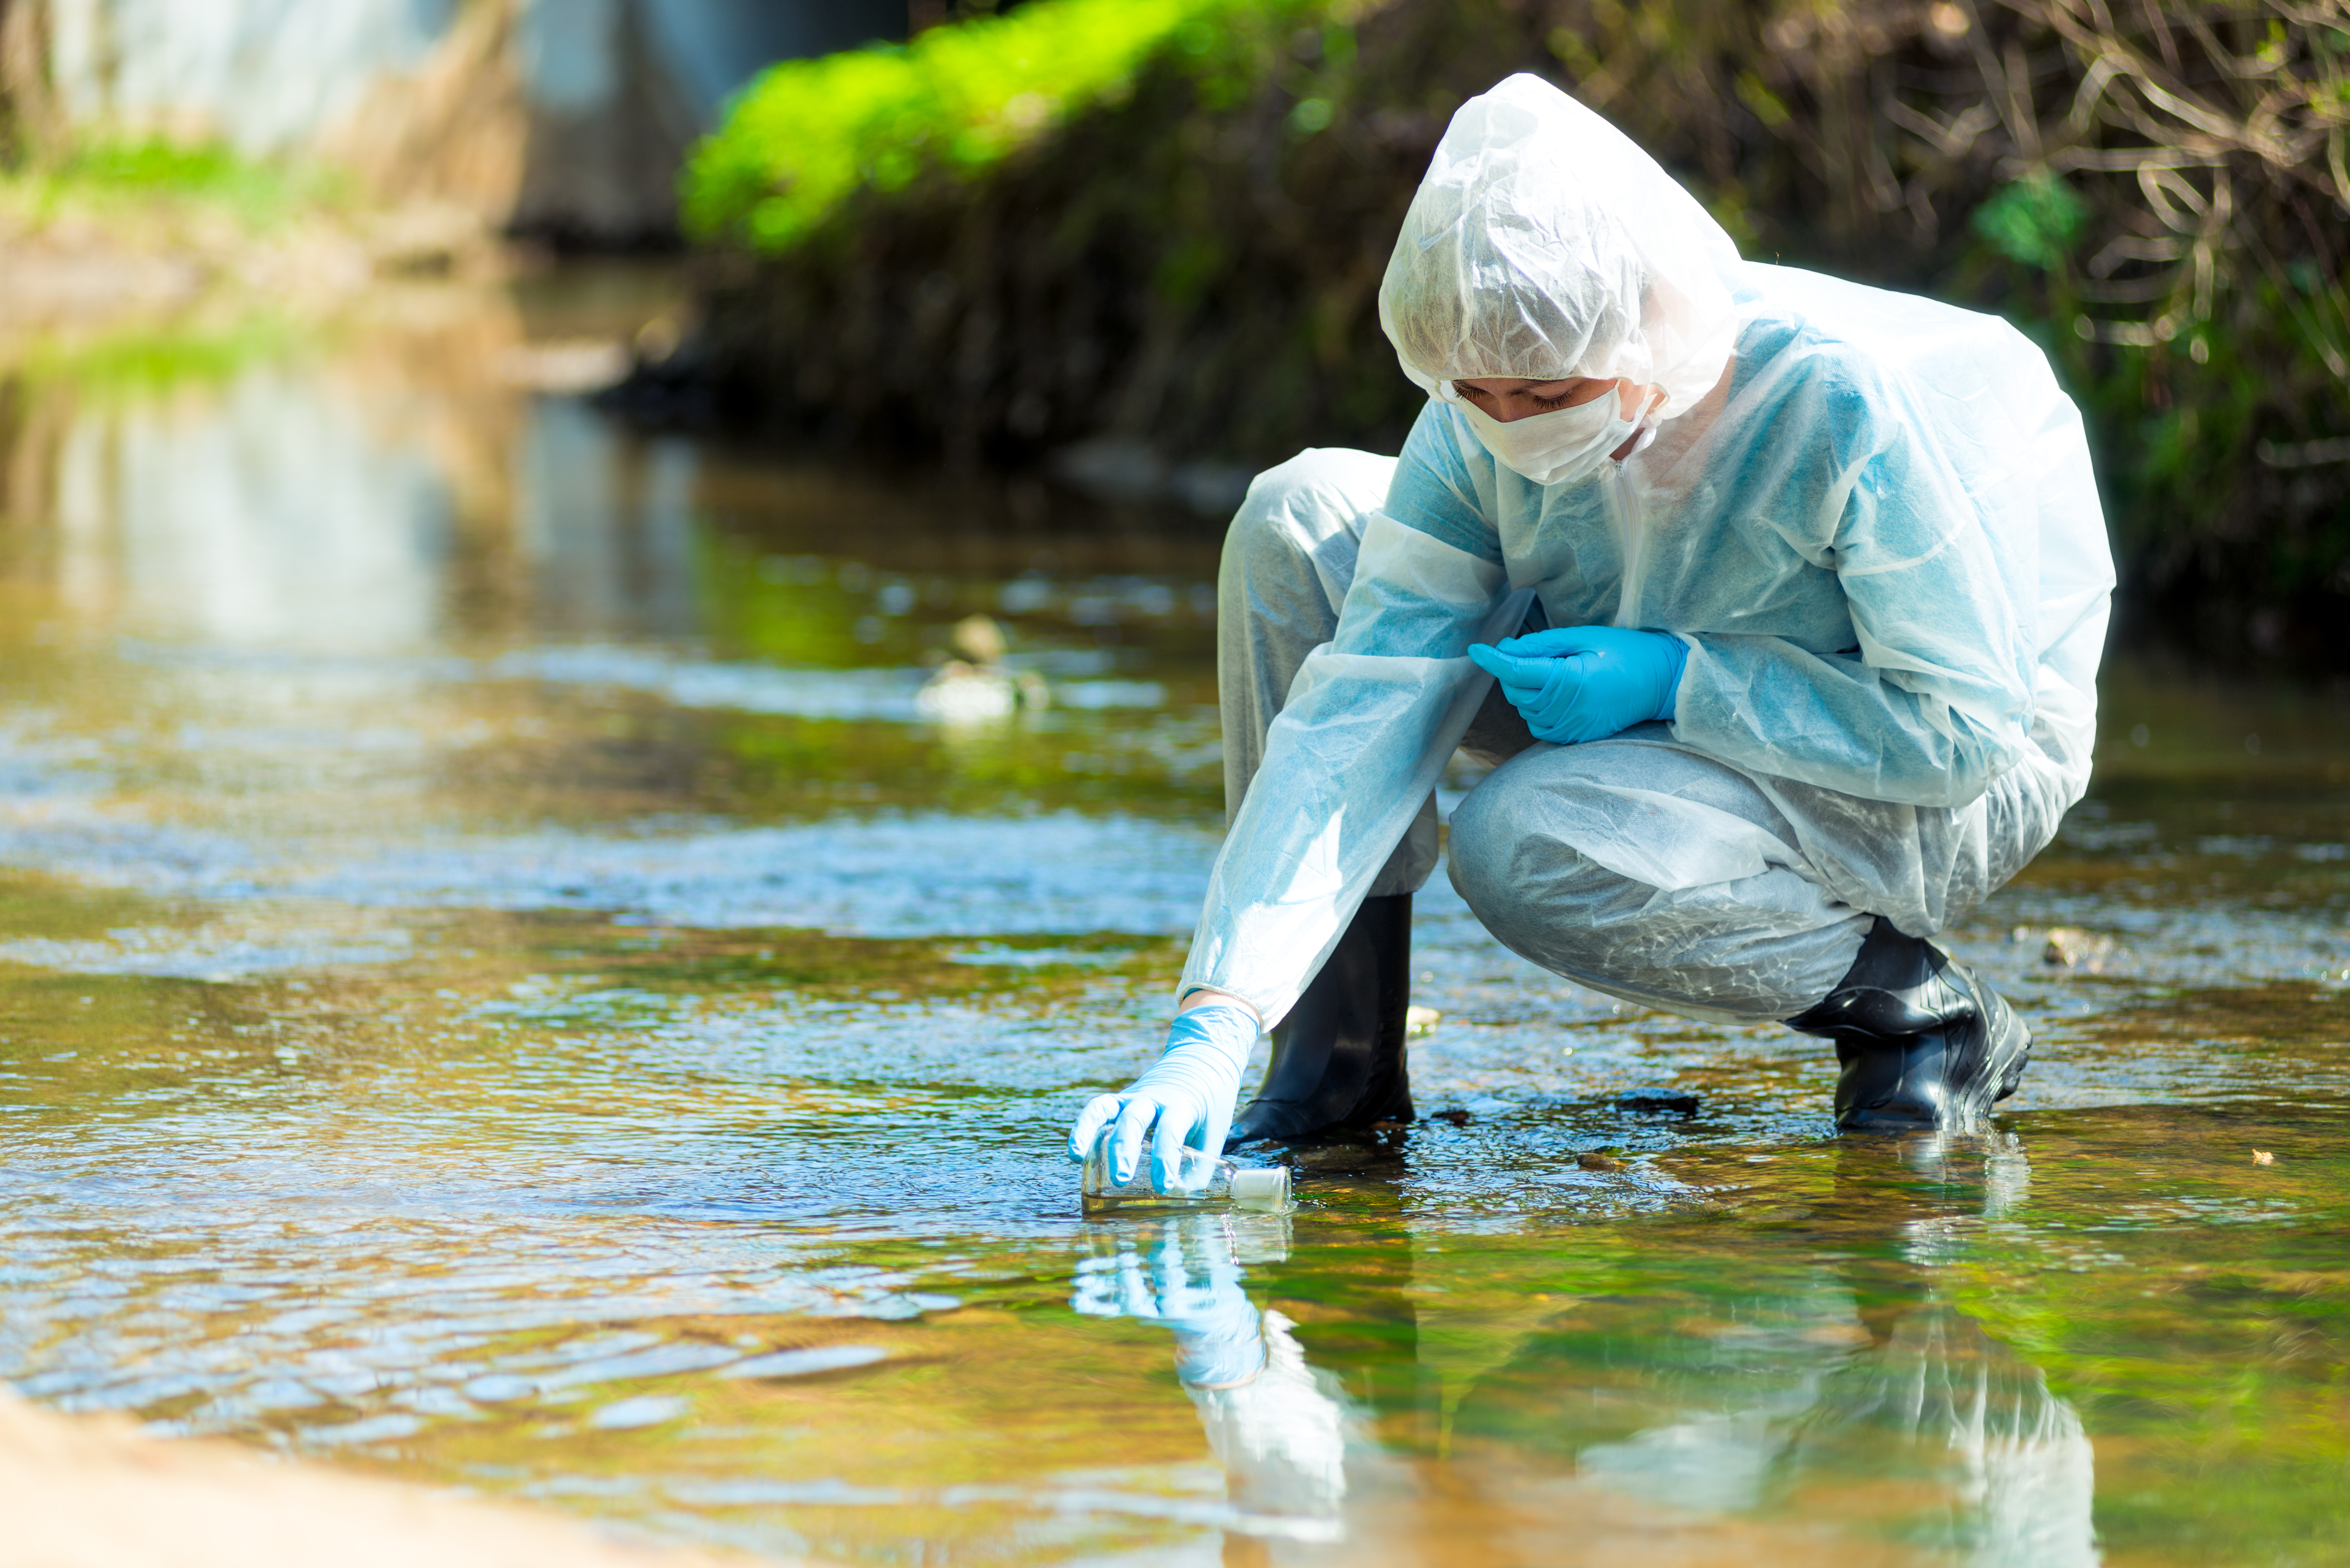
top-left (1467, 625), bottom-right (1687, 745)
top-left (1067, 1003), bottom-right (1257, 1193)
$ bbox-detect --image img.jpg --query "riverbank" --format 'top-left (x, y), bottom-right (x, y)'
top-left (671, 0), bottom-right (2350, 670)
top-left (0, 143), bottom-right (512, 365)
top-left (0, 1389), bottom-right (776, 1568)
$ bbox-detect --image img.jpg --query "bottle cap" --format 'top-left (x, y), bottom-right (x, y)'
top-left (1228, 1166), bottom-right (1291, 1210)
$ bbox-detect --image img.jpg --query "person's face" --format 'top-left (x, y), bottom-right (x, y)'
top-left (1451, 376), bottom-right (1635, 423)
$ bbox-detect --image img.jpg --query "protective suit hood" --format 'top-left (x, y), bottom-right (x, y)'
top-left (1378, 73), bottom-right (1742, 421)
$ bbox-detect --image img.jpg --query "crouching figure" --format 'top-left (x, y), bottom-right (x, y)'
top-left (1071, 74), bottom-right (2112, 1190)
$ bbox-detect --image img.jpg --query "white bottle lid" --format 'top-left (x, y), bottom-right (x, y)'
top-left (1228, 1167), bottom-right (1291, 1209)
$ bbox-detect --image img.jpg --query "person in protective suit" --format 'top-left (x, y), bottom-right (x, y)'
top-left (1071, 73), bottom-right (2113, 1189)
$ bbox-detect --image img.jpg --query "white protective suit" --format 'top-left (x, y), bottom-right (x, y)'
top-left (1181, 73), bottom-right (2113, 1026)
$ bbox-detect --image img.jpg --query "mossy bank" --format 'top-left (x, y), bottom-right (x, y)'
top-left (675, 0), bottom-right (2350, 669)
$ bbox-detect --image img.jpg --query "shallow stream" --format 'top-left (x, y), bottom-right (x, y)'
top-left (1, 269), bottom-right (2346, 1567)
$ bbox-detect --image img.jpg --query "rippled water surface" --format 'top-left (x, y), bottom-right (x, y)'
top-left (2, 271), bottom-right (2347, 1567)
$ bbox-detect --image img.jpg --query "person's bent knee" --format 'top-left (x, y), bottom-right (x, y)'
top-left (1229, 448), bottom-right (1395, 558)
top-left (1444, 769), bottom-right (1525, 926)
top-left (1447, 754), bottom-right (1653, 971)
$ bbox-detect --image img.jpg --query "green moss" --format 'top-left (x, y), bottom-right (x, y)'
top-left (682, 0), bottom-right (1319, 249)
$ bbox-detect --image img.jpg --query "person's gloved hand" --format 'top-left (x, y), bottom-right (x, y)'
top-left (1467, 625), bottom-right (1687, 745)
top-left (1067, 1003), bottom-right (1258, 1193)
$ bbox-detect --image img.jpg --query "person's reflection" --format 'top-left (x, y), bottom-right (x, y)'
top-left (1797, 1133), bottom-right (2097, 1567)
top-left (1070, 1212), bottom-right (1348, 1542)
top-left (1527, 1131), bottom-right (2099, 1566)
top-left (1071, 1134), bottom-right (2100, 1564)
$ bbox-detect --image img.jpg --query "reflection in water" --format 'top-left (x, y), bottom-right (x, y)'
top-left (56, 369), bottom-right (454, 650)
top-left (1074, 1214), bottom-right (1348, 1543)
top-left (1566, 1139), bottom-right (2094, 1561)
top-left (1460, 1133), bottom-right (2096, 1566)
top-left (516, 398), bottom-right (700, 642)
top-left (48, 371), bottom-right (702, 651)
top-left (1079, 1139), bottom-right (2098, 1565)
top-left (1793, 1302), bottom-right (2097, 1567)
top-left (1568, 1286), bottom-right (2097, 1567)
top-left (30, 296), bottom-right (705, 654)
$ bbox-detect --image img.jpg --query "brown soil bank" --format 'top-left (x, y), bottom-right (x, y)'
top-left (683, 0), bottom-right (2350, 670)
top-left (0, 1388), bottom-right (780, 1568)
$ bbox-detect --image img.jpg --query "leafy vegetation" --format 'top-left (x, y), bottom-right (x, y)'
top-left (686, 0), bottom-right (2350, 667)
top-left (683, 0), bottom-right (1320, 248)
top-left (9, 312), bottom-right (312, 396)
top-left (2, 135), bottom-right (339, 230)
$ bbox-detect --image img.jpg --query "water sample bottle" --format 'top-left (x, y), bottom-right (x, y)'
top-left (1082, 1132), bottom-right (1292, 1215)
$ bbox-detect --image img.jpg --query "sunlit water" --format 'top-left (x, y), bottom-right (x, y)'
top-left (2, 269), bottom-right (2346, 1568)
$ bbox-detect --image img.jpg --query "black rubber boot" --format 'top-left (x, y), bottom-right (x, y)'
top-left (1227, 893), bottom-right (1415, 1144)
top-left (1787, 917), bottom-right (2031, 1133)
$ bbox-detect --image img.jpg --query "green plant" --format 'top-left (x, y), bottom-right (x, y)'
top-left (682, 0), bottom-right (1321, 249)
top-left (1972, 172), bottom-right (2087, 271)
top-left (685, 0), bottom-right (2350, 666)
top-left (14, 312), bottom-right (312, 397)
top-left (12, 135), bottom-right (338, 229)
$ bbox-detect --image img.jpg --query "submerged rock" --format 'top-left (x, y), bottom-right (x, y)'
top-left (2038, 926), bottom-right (2119, 970)
top-left (915, 661), bottom-right (1019, 723)
top-left (915, 615), bottom-right (1049, 723)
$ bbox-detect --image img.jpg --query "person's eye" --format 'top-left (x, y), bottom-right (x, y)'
top-left (1531, 391), bottom-right (1573, 410)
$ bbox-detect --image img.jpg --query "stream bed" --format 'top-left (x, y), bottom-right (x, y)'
top-left (1, 270), bottom-right (2346, 1568)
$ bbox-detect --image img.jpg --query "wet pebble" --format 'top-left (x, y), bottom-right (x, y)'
top-left (2033, 925), bottom-right (2119, 969)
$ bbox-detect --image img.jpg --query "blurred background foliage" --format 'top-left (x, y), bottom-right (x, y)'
top-left (681, 0), bottom-right (1303, 248)
top-left (681, 0), bottom-right (2350, 667)
top-left (10, 136), bottom-right (341, 227)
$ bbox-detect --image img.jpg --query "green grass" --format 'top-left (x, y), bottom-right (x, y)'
top-left (0, 138), bottom-right (349, 391)
top-left (682, 0), bottom-right (1317, 249)
top-left (4, 135), bottom-right (343, 231)
top-left (13, 313), bottom-right (313, 396)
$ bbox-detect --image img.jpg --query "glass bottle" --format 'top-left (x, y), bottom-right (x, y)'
top-left (1082, 1131), bottom-right (1292, 1215)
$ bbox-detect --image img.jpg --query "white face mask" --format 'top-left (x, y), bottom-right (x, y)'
top-left (1451, 384), bottom-right (1648, 486)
